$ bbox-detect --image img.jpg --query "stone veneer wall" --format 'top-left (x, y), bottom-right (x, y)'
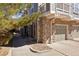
top-left (36, 16), bottom-right (79, 43)
top-left (37, 17), bottom-right (52, 43)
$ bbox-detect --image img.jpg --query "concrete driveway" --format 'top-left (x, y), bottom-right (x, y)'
top-left (11, 40), bottom-right (79, 56)
top-left (9, 33), bottom-right (79, 56)
top-left (48, 40), bottom-right (79, 56)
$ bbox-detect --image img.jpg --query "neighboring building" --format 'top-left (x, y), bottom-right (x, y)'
top-left (24, 3), bottom-right (79, 44)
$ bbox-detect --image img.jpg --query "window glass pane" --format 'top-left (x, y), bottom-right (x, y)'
top-left (46, 3), bottom-right (50, 11)
top-left (39, 4), bottom-right (46, 12)
top-left (63, 4), bottom-right (69, 12)
top-left (56, 3), bottom-right (63, 9)
top-left (74, 3), bottom-right (79, 13)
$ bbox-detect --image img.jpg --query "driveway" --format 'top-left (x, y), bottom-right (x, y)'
top-left (10, 34), bottom-right (79, 56)
top-left (11, 35), bottom-right (64, 56)
top-left (48, 40), bottom-right (79, 56)
top-left (12, 44), bottom-right (64, 56)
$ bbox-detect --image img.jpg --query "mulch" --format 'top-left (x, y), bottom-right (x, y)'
top-left (0, 47), bottom-right (10, 56)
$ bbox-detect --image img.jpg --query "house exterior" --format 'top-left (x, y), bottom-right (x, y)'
top-left (25, 3), bottom-right (79, 44)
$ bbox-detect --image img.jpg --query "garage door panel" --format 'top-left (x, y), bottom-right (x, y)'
top-left (54, 25), bottom-right (66, 42)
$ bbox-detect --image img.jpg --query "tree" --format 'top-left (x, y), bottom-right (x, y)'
top-left (0, 3), bottom-right (32, 17)
top-left (17, 12), bottom-right (41, 28)
top-left (0, 3), bottom-right (41, 45)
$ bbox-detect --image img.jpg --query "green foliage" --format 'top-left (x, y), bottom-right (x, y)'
top-left (0, 18), bottom-right (16, 32)
top-left (0, 3), bottom-right (31, 16)
top-left (0, 3), bottom-right (41, 45)
top-left (0, 18), bottom-right (15, 45)
top-left (0, 12), bottom-right (41, 34)
top-left (17, 12), bottom-right (41, 28)
top-left (0, 10), bottom-right (4, 17)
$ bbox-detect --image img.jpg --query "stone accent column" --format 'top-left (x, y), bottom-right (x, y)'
top-left (51, 24), bottom-right (56, 43)
top-left (65, 25), bottom-right (73, 40)
top-left (37, 17), bottom-right (55, 44)
top-left (37, 17), bottom-right (51, 44)
top-left (48, 21), bottom-right (56, 44)
top-left (41, 18), bottom-right (52, 44)
top-left (68, 25), bottom-right (73, 40)
top-left (42, 19), bottom-right (48, 43)
top-left (37, 19), bottom-right (43, 43)
top-left (48, 21), bottom-right (52, 44)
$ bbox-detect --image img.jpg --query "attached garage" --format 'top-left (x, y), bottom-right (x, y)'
top-left (54, 24), bottom-right (67, 42)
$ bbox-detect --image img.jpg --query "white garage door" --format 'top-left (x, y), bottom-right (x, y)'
top-left (54, 25), bottom-right (67, 42)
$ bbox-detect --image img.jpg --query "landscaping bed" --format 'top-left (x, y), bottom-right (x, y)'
top-left (30, 43), bottom-right (52, 53)
top-left (0, 47), bottom-right (10, 56)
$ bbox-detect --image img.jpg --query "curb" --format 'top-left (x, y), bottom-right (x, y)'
top-left (30, 47), bottom-right (50, 53)
top-left (7, 48), bottom-right (11, 56)
top-left (30, 44), bottom-right (52, 53)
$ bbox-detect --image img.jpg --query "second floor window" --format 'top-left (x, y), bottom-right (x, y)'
top-left (63, 4), bottom-right (69, 13)
top-left (39, 4), bottom-right (46, 13)
top-left (73, 4), bottom-right (79, 14)
top-left (46, 3), bottom-right (50, 11)
top-left (56, 3), bottom-right (63, 10)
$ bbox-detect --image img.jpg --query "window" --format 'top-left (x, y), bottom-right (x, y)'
top-left (73, 4), bottom-right (79, 14)
top-left (72, 3), bottom-right (79, 18)
top-left (56, 3), bottom-right (63, 9)
top-left (39, 3), bottom-right (46, 13)
top-left (46, 3), bottom-right (50, 11)
top-left (63, 4), bottom-right (69, 13)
